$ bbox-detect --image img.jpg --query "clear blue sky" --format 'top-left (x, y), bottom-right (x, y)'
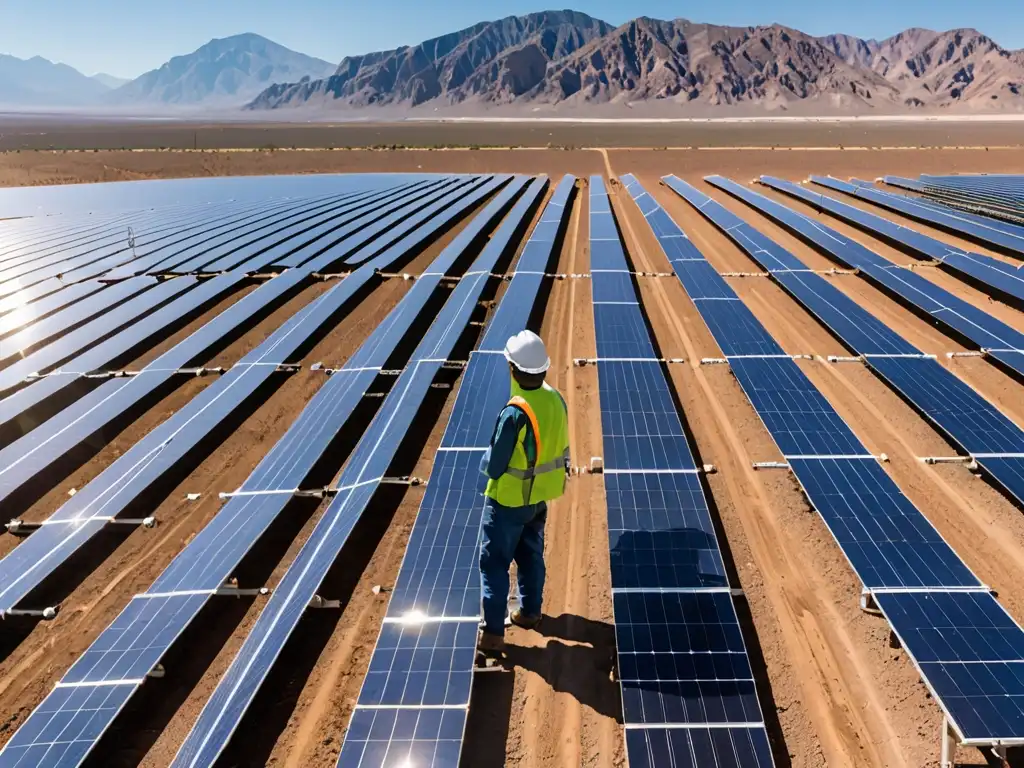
top-left (2, 0), bottom-right (1021, 79)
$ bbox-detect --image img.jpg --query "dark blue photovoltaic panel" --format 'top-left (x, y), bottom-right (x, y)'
top-left (761, 175), bottom-right (1024, 305)
top-left (729, 358), bottom-right (864, 457)
top-left (0, 276), bottom-right (153, 364)
top-left (789, 458), bottom-right (980, 589)
top-left (592, 270), bottom-right (637, 302)
top-left (438, 354), bottom-right (509, 449)
top-left (876, 591), bottom-right (1024, 663)
top-left (357, 621), bottom-right (478, 707)
top-left (673, 261), bottom-right (739, 300)
top-left (875, 591), bottom-right (1024, 741)
top-left (606, 472), bottom-right (727, 590)
top-left (387, 451), bottom-right (486, 618)
top-left (868, 356), bottom-right (1024, 455)
top-left (591, 239), bottom-right (630, 271)
top-left (598, 361), bottom-right (695, 471)
top-left (625, 727), bottom-right (775, 768)
top-left (594, 302), bottom-right (658, 359)
top-left (0, 683), bottom-right (135, 768)
top-left (331, 180), bottom-right (576, 768)
top-left (706, 176), bottom-right (1024, 379)
top-left (614, 591), bottom-right (761, 725)
top-left (172, 181), bottom-right (540, 768)
top-left (336, 708), bottom-right (466, 768)
top-left (974, 457), bottom-right (1024, 507)
top-left (817, 176), bottom-right (1024, 258)
top-left (64, 594), bottom-right (209, 683)
top-left (694, 300), bottom-right (785, 358)
top-left (0, 276), bottom-right (195, 397)
top-left (770, 270), bottom-right (918, 356)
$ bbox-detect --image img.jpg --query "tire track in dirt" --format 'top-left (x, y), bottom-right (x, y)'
top-left (610, 176), bottom-right (909, 767)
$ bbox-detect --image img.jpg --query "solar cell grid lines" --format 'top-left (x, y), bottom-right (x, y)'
top-left (170, 176), bottom-right (546, 768)
top-left (589, 176), bottom-right (773, 768)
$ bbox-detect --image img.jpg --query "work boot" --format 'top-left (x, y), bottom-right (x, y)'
top-left (509, 609), bottom-right (542, 630)
top-left (477, 631), bottom-right (505, 654)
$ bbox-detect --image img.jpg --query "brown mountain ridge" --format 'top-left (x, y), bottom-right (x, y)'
top-left (246, 10), bottom-right (1024, 113)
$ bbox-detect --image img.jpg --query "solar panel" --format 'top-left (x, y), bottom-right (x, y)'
top-left (607, 472), bottom-right (727, 590)
top-left (707, 176), bottom-right (1024, 380)
top-left (646, 175), bottom-right (1024, 755)
top-left (815, 176), bottom-right (1024, 259)
top-left (168, 177), bottom-right (547, 768)
top-left (615, 591), bottom-right (758, 725)
top-left (699, 177), bottom-right (1024, 510)
top-left (875, 591), bottom-right (1024, 741)
top-left (759, 176), bottom-right (1024, 307)
top-left (337, 708), bottom-right (466, 768)
top-left (334, 176), bottom-right (575, 768)
top-left (0, 178), bottom-right (505, 622)
top-left (596, 176), bottom-right (774, 766)
top-left (625, 726), bottom-right (775, 768)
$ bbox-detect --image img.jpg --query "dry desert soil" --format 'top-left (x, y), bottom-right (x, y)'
top-left (1, 121), bottom-right (1024, 768)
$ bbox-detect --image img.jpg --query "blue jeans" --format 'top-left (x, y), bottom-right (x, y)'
top-left (479, 498), bottom-right (547, 636)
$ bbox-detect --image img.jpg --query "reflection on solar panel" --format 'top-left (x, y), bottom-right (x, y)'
top-left (705, 176), bottom-right (1024, 387)
top-left (701, 177), bottom-right (1024, 508)
top-left (0, 175), bottom-right (526, 768)
top-left (654, 174), bottom-right (1024, 758)
top-left (331, 174), bottom-right (574, 768)
top-left (0, 267), bottom-right (310, 514)
top-left (0, 175), bottom-right (510, 626)
top-left (592, 177), bottom-right (774, 768)
top-left (903, 174), bottom-right (1024, 227)
top-left (763, 175), bottom-right (1024, 306)
top-left (170, 176), bottom-right (546, 768)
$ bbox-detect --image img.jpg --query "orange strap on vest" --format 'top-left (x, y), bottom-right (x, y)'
top-left (508, 396), bottom-right (544, 461)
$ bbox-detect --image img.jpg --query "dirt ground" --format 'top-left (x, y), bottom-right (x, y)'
top-left (2, 136), bottom-right (1024, 768)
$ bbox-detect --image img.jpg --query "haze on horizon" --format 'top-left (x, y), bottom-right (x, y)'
top-left (1, 0), bottom-right (1021, 79)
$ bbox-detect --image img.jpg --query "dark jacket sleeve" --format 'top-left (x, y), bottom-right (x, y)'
top-left (480, 405), bottom-right (524, 480)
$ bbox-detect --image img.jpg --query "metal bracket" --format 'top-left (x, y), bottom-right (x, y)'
top-left (752, 461), bottom-right (790, 470)
top-left (147, 664), bottom-right (166, 679)
top-left (5, 516), bottom-right (155, 535)
top-left (574, 357), bottom-right (685, 367)
top-left (308, 595), bottom-right (341, 609)
top-left (276, 363), bottom-right (301, 373)
top-left (312, 271), bottom-right (353, 280)
top-left (719, 271), bottom-right (769, 278)
top-left (946, 350), bottom-right (986, 359)
top-left (380, 476), bottom-right (427, 487)
top-left (700, 357), bottom-right (729, 365)
top-left (827, 355), bottom-right (864, 363)
top-left (3, 606), bottom-right (58, 620)
top-left (215, 585), bottom-right (270, 598)
top-left (921, 456), bottom-right (977, 468)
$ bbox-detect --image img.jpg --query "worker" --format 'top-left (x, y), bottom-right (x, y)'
top-left (478, 330), bottom-right (570, 653)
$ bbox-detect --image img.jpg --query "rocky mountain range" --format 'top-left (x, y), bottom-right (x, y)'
top-left (107, 33), bottom-right (336, 107)
top-left (247, 11), bottom-right (1024, 113)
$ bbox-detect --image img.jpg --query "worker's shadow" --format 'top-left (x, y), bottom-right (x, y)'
top-left (461, 613), bottom-right (623, 766)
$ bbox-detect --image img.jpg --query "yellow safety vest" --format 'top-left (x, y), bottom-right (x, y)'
top-left (484, 380), bottom-right (570, 507)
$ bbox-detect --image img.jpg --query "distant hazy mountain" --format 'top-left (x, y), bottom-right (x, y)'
top-left (108, 33), bottom-right (336, 106)
top-left (248, 11), bottom-right (1024, 113)
top-left (0, 54), bottom-right (110, 106)
top-left (91, 72), bottom-right (130, 89)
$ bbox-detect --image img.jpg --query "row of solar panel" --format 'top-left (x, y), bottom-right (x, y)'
top-left (0, 176), bottom-right (508, 616)
top-left (763, 175), bottom-right (1024, 309)
top-left (592, 176), bottom-right (775, 768)
top-left (647, 174), bottom-right (1024, 746)
top-left (335, 175), bottom-right (577, 768)
top-left (0, 174), bottom-right (548, 768)
top-left (170, 176), bottom-right (549, 768)
top-left (705, 176), bottom-right (1024, 507)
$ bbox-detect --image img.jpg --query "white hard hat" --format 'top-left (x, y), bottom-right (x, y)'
top-left (504, 330), bottom-right (550, 374)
